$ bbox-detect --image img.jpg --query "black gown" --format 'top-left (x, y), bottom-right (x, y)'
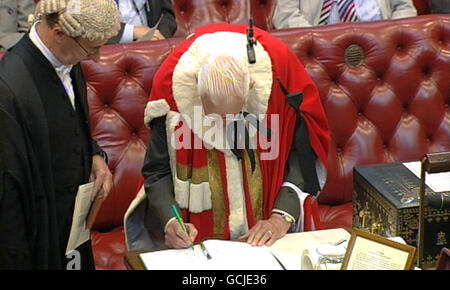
top-left (0, 35), bottom-right (103, 269)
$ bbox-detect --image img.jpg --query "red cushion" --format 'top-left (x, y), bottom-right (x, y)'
top-left (319, 202), bottom-right (353, 231)
top-left (91, 227), bottom-right (127, 270)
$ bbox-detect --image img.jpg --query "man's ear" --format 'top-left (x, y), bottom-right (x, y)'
top-left (53, 26), bottom-right (67, 44)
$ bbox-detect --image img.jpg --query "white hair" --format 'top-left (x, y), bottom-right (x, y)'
top-left (197, 53), bottom-right (250, 107)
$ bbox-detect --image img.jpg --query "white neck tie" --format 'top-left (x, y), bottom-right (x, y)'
top-left (55, 65), bottom-right (76, 110)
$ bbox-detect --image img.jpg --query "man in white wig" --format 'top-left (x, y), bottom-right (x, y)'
top-left (124, 23), bottom-right (331, 251)
top-left (0, 0), bottom-right (120, 269)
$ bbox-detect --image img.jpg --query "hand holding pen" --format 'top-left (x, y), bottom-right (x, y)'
top-left (165, 205), bottom-right (198, 249)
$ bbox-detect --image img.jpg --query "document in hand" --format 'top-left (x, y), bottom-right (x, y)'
top-left (136, 14), bottom-right (164, 42)
top-left (65, 182), bottom-right (103, 255)
top-left (139, 239), bottom-right (284, 270)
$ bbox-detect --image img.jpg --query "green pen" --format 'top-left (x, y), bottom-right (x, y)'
top-left (170, 205), bottom-right (194, 250)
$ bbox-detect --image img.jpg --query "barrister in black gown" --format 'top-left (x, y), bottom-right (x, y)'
top-left (0, 0), bottom-right (119, 269)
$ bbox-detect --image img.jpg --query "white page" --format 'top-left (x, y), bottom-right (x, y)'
top-left (403, 161), bottom-right (450, 192)
top-left (65, 182), bottom-right (95, 255)
top-left (140, 239), bottom-right (283, 270)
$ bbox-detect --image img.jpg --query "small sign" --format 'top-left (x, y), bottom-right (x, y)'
top-left (341, 229), bottom-right (416, 270)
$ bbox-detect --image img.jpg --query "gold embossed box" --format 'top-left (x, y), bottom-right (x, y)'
top-left (353, 163), bottom-right (450, 269)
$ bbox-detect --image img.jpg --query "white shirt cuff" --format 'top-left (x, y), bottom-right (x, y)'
top-left (164, 217), bottom-right (177, 233)
top-left (120, 24), bottom-right (135, 43)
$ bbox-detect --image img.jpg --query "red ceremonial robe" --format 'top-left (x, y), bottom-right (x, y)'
top-left (124, 23), bottom-right (330, 248)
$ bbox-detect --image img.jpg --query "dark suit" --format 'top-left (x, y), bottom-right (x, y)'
top-left (109, 0), bottom-right (177, 44)
top-left (0, 0), bottom-right (35, 50)
top-left (0, 35), bottom-right (102, 269)
top-left (431, 0), bottom-right (450, 13)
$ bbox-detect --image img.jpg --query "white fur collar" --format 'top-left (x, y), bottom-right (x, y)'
top-left (144, 32), bottom-right (273, 136)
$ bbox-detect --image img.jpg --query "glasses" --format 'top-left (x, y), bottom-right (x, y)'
top-left (72, 37), bottom-right (99, 56)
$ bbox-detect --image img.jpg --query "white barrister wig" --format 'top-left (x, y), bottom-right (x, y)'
top-left (33, 0), bottom-right (121, 41)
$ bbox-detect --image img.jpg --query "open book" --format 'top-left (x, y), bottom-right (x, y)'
top-left (139, 239), bottom-right (284, 270)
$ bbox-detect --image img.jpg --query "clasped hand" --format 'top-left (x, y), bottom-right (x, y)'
top-left (90, 155), bottom-right (113, 201)
top-left (164, 214), bottom-right (291, 249)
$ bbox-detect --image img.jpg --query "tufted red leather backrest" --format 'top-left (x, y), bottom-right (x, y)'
top-left (272, 15), bottom-right (449, 205)
top-left (84, 15), bottom-right (448, 230)
top-left (1, 15), bottom-right (448, 231)
top-left (172, 0), bottom-right (275, 37)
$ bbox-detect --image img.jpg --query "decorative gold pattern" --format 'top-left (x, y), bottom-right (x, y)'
top-left (176, 163), bottom-right (192, 181)
top-left (192, 166), bottom-right (209, 184)
top-left (207, 149), bottom-right (226, 239)
top-left (176, 148), bottom-right (265, 239)
top-left (243, 151), bottom-right (263, 222)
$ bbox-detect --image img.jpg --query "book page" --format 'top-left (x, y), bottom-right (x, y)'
top-left (403, 161), bottom-right (450, 192)
top-left (65, 182), bottom-right (95, 255)
top-left (139, 240), bottom-right (283, 270)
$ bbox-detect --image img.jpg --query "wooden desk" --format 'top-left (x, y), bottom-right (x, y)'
top-left (124, 228), bottom-right (351, 270)
top-left (124, 251), bottom-right (147, 270)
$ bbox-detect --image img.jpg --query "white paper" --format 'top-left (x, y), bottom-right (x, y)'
top-left (140, 239), bottom-right (283, 270)
top-left (65, 182), bottom-right (95, 255)
top-left (403, 161), bottom-right (450, 192)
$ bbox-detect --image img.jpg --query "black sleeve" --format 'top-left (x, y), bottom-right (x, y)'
top-left (0, 174), bottom-right (32, 269)
top-left (142, 116), bottom-right (176, 230)
top-left (274, 104), bottom-right (321, 222)
top-left (273, 141), bottom-right (303, 221)
top-left (0, 86), bottom-right (32, 269)
top-left (157, 0), bottom-right (177, 38)
top-left (91, 140), bottom-right (108, 163)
